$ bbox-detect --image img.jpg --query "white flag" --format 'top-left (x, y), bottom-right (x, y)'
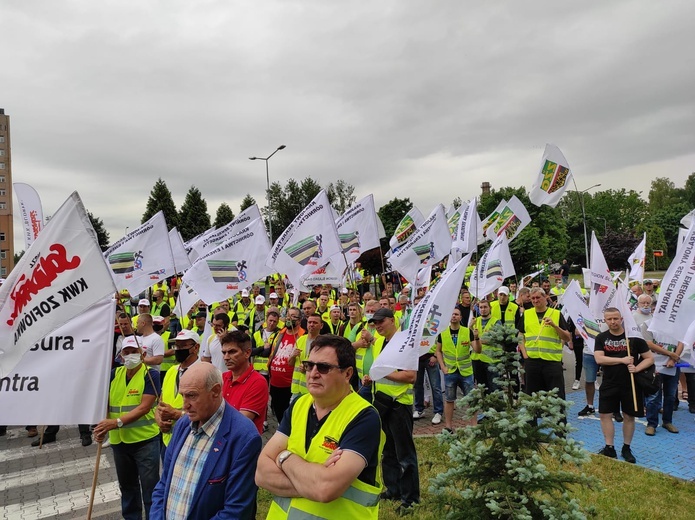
top-left (0, 192), bottom-right (117, 378)
top-left (447, 206), bottom-right (461, 238)
top-left (627, 232), bottom-right (646, 283)
top-left (370, 254), bottom-right (471, 380)
top-left (335, 194), bottom-right (381, 263)
top-left (560, 280), bottom-right (601, 352)
top-left (103, 211), bottom-right (175, 296)
top-left (389, 205), bottom-right (452, 283)
top-left (451, 198), bottom-right (479, 259)
top-left (389, 207), bottom-right (425, 252)
top-left (169, 227), bottom-right (192, 274)
top-left (184, 218), bottom-right (272, 304)
top-left (184, 226), bottom-right (217, 263)
top-left (176, 281), bottom-right (200, 318)
top-left (414, 265), bottom-right (432, 294)
top-left (0, 298), bottom-right (116, 424)
top-left (520, 269), bottom-right (544, 289)
top-left (481, 199), bottom-right (507, 241)
top-left (529, 143), bottom-right (573, 208)
top-left (677, 227), bottom-right (689, 257)
top-left (614, 282), bottom-right (643, 339)
top-left (588, 232), bottom-right (617, 321)
top-left (13, 182), bottom-right (44, 250)
top-left (648, 223), bottom-right (695, 341)
top-left (192, 205), bottom-right (263, 259)
top-left (301, 259), bottom-right (345, 290)
top-left (484, 196), bottom-right (532, 242)
top-left (469, 234), bottom-right (516, 300)
top-left (681, 209), bottom-right (695, 229)
top-left (266, 190), bottom-right (342, 289)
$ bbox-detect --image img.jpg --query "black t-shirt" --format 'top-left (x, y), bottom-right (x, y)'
top-left (560, 263), bottom-right (570, 276)
top-left (594, 331), bottom-right (649, 388)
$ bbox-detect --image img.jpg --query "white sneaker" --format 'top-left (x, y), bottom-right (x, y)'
top-left (413, 410), bottom-right (425, 420)
top-left (101, 438), bottom-right (111, 448)
top-left (572, 380), bottom-right (581, 390)
top-left (431, 413), bottom-right (442, 425)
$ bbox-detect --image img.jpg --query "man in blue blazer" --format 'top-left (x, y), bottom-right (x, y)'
top-left (151, 362), bottom-right (262, 519)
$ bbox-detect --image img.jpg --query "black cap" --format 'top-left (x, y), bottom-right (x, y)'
top-left (195, 311), bottom-right (207, 318)
top-left (368, 308), bottom-right (394, 323)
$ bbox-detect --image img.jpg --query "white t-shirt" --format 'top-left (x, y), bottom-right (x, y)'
top-left (201, 328), bottom-right (237, 374)
top-left (139, 332), bottom-right (165, 371)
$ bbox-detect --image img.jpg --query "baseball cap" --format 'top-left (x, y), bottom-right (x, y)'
top-left (175, 329), bottom-right (201, 345)
top-left (341, 288), bottom-right (349, 294)
top-left (644, 279), bottom-right (653, 284)
top-left (255, 295), bottom-right (266, 305)
top-left (498, 287), bottom-right (510, 295)
top-left (269, 292), bottom-right (279, 299)
top-left (138, 299), bottom-right (150, 307)
top-left (241, 289), bottom-right (249, 297)
top-left (195, 310), bottom-right (207, 318)
top-left (368, 308), bottom-right (394, 323)
top-left (330, 305), bottom-right (341, 312)
top-left (152, 315), bottom-right (165, 324)
top-left (121, 336), bottom-right (141, 351)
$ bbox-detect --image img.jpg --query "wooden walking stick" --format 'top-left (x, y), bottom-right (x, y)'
top-left (625, 336), bottom-right (639, 411)
top-left (86, 442), bottom-right (103, 520)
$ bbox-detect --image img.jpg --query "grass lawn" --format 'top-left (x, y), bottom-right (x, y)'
top-left (256, 436), bottom-right (695, 519)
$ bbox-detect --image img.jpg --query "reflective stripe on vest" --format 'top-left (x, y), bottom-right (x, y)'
top-left (290, 335), bottom-right (312, 395)
top-left (108, 365), bottom-right (159, 445)
top-left (523, 308), bottom-right (563, 362)
top-left (267, 392), bottom-right (384, 520)
top-left (490, 301), bottom-right (519, 324)
top-left (473, 316), bottom-right (501, 364)
top-left (441, 327), bottom-right (473, 376)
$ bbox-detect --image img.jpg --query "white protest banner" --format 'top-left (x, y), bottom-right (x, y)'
top-left (414, 265), bottom-right (432, 294)
top-left (335, 195), bottom-right (381, 263)
top-left (169, 227), bottom-right (192, 274)
top-left (627, 233), bottom-right (646, 283)
top-left (678, 320), bottom-right (695, 374)
top-left (469, 234), bottom-right (515, 300)
top-left (266, 190), bottom-right (342, 289)
top-left (529, 143), bottom-right (573, 208)
top-left (0, 298), bottom-right (115, 424)
top-left (486, 196), bottom-right (532, 242)
top-left (301, 259), bottom-right (345, 289)
top-left (176, 281), bottom-right (200, 318)
top-left (389, 207), bottom-right (425, 252)
top-left (370, 254), bottom-right (471, 380)
top-left (614, 283), bottom-right (642, 339)
top-left (520, 269), bottom-right (544, 289)
top-left (447, 206), bottom-right (461, 238)
top-left (0, 192), bottom-right (117, 378)
top-left (13, 182), bottom-right (44, 250)
top-left (183, 218), bottom-right (272, 304)
top-left (389, 205), bottom-right (452, 283)
top-left (649, 223), bottom-right (695, 341)
top-left (103, 211), bottom-right (175, 296)
top-left (560, 280), bottom-right (601, 352)
top-left (681, 209), bottom-right (695, 229)
top-left (194, 205), bottom-right (263, 258)
top-left (677, 226), bottom-right (688, 257)
top-left (451, 198), bottom-right (479, 260)
top-left (184, 226), bottom-right (217, 263)
top-left (588, 231), bottom-right (617, 320)
top-left (481, 199), bottom-right (507, 240)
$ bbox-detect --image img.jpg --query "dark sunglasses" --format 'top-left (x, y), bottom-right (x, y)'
top-left (302, 361), bottom-right (343, 374)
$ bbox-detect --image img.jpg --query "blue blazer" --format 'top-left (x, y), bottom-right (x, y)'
top-left (150, 402), bottom-right (262, 519)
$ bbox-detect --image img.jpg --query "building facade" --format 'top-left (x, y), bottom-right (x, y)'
top-left (0, 108), bottom-right (14, 277)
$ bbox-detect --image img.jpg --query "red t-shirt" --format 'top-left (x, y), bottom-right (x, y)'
top-left (222, 365), bottom-right (269, 434)
top-left (269, 330), bottom-right (301, 388)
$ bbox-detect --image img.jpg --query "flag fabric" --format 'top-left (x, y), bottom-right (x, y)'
top-left (469, 234), bottom-right (516, 300)
top-left (414, 265), bottom-right (432, 294)
top-left (335, 195), bottom-right (381, 263)
top-left (588, 231), bottom-right (618, 322)
top-left (183, 218), bottom-right (272, 304)
top-left (681, 209), bottom-right (695, 229)
top-left (389, 207), bottom-right (425, 252)
top-left (529, 143), bottom-right (573, 208)
top-left (103, 211), bottom-right (175, 296)
top-left (481, 199), bottom-right (507, 240)
top-left (447, 206), bottom-right (461, 238)
top-left (614, 282), bottom-right (643, 339)
top-left (0, 192), bottom-right (117, 378)
top-left (266, 190), bottom-right (341, 289)
top-left (451, 198), bottom-right (479, 260)
top-left (13, 182), bottom-right (44, 250)
top-left (192, 205), bottom-right (263, 259)
top-left (369, 254), bottom-right (472, 380)
top-left (627, 233), bottom-right (647, 283)
top-left (301, 259), bottom-right (345, 289)
top-left (648, 223), bottom-right (695, 341)
top-left (484, 196), bottom-right (532, 242)
top-left (677, 227), bottom-right (689, 257)
top-left (520, 269), bottom-right (544, 289)
top-left (389, 205), bottom-right (452, 283)
top-left (184, 226), bottom-right (217, 263)
top-left (176, 281), bottom-right (200, 319)
top-left (0, 298), bottom-right (116, 424)
top-left (168, 227), bottom-right (192, 275)
top-left (560, 280), bottom-right (601, 352)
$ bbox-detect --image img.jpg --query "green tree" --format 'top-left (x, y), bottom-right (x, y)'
top-left (682, 172), bottom-right (695, 208)
top-left (641, 225), bottom-right (668, 271)
top-left (598, 230), bottom-right (640, 271)
top-left (213, 202), bottom-right (235, 228)
top-left (87, 211), bottom-right (110, 251)
top-left (240, 193), bottom-right (257, 212)
top-left (178, 186), bottom-right (211, 241)
top-left (326, 180), bottom-right (356, 215)
top-left (14, 250), bottom-right (24, 265)
top-left (639, 201), bottom-right (690, 259)
top-left (142, 178), bottom-right (178, 230)
top-left (265, 177), bottom-right (323, 238)
top-left (377, 197), bottom-right (413, 239)
top-left (648, 177), bottom-right (685, 210)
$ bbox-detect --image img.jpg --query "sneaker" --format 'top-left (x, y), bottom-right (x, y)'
top-left (81, 434), bottom-right (93, 447)
top-left (645, 426), bottom-right (656, 436)
top-left (412, 410), bottom-right (425, 420)
top-left (101, 438), bottom-right (111, 448)
top-left (577, 405), bottom-right (595, 417)
top-left (621, 445), bottom-right (636, 463)
top-left (662, 423), bottom-right (679, 434)
top-left (27, 427), bottom-right (38, 438)
top-left (613, 411), bottom-right (623, 423)
top-left (572, 380), bottom-right (581, 390)
top-left (431, 413), bottom-right (442, 425)
top-left (598, 445), bottom-right (617, 458)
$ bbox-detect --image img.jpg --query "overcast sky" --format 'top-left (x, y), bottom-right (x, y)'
top-left (2, 0), bottom-right (694, 252)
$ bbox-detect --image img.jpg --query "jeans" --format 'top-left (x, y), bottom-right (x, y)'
top-left (414, 355), bottom-right (443, 414)
top-left (381, 401), bottom-right (420, 507)
top-left (112, 438), bottom-right (161, 520)
top-left (646, 369), bottom-right (680, 427)
top-left (444, 372), bottom-right (474, 402)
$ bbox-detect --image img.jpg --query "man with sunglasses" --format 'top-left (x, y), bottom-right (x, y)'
top-left (256, 335), bottom-right (384, 519)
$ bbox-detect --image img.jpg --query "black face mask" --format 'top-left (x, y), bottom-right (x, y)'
top-left (153, 323), bottom-right (164, 333)
top-left (174, 349), bottom-right (190, 362)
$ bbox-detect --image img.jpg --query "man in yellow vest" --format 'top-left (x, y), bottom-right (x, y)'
top-left (291, 313), bottom-right (323, 400)
top-left (256, 335), bottom-right (384, 519)
top-left (93, 336), bottom-right (161, 520)
top-left (518, 287), bottom-right (571, 401)
top-left (156, 330), bottom-right (201, 456)
top-left (469, 299), bottom-right (500, 394)
top-left (369, 308), bottom-right (419, 513)
top-left (490, 286), bottom-right (520, 326)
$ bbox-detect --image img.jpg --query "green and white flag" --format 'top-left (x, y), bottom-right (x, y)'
top-left (529, 144), bottom-right (573, 208)
top-left (389, 207), bottom-right (425, 252)
top-left (469, 233), bottom-right (515, 299)
top-left (627, 232), bottom-right (646, 283)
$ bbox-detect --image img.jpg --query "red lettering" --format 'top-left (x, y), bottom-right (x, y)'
top-left (7, 244), bottom-right (81, 326)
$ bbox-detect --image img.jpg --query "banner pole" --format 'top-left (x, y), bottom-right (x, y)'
top-left (86, 440), bottom-right (103, 520)
top-left (625, 336), bottom-right (638, 411)
top-left (37, 425), bottom-right (45, 450)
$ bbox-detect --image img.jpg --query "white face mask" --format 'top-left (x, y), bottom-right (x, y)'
top-left (123, 353), bottom-right (142, 369)
top-left (639, 307), bottom-right (651, 315)
top-left (365, 313), bottom-right (374, 321)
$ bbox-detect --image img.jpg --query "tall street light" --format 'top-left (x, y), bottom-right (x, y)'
top-left (575, 183), bottom-right (601, 268)
top-left (249, 145), bottom-right (286, 243)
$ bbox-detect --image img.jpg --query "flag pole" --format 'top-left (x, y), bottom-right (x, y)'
top-left (86, 436), bottom-right (103, 519)
top-left (625, 336), bottom-right (639, 411)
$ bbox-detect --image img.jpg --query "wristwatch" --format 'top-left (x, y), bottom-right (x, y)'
top-left (116, 418), bottom-right (124, 428)
top-left (277, 450), bottom-right (293, 467)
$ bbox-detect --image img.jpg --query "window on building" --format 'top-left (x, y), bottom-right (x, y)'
top-left (0, 202), bottom-right (6, 209)
top-left (0, 136), bottom-right (4, 143)
top-left (1, 251), bottom-right (6, 260)
top-left (0, 232), bottom-right (5, 241)
top-left (0, 150), bottom-right (4, 156)
top-left (0, 176), bottom-right (4, 182)
top-left (0, 163), bottom-right (4, 169)
top-left (1, 267), bottom-right (6, 276)
top-left (0, 189), bottom-right (5, 196)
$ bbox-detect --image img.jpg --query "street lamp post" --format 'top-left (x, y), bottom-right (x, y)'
top-left (249, 145), bottom-right (286, 243)
top-left (575, 183), bottom-right (601, 268)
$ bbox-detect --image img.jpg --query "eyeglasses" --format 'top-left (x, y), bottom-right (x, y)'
top-left (301, 361), bottom-right (343, 374)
